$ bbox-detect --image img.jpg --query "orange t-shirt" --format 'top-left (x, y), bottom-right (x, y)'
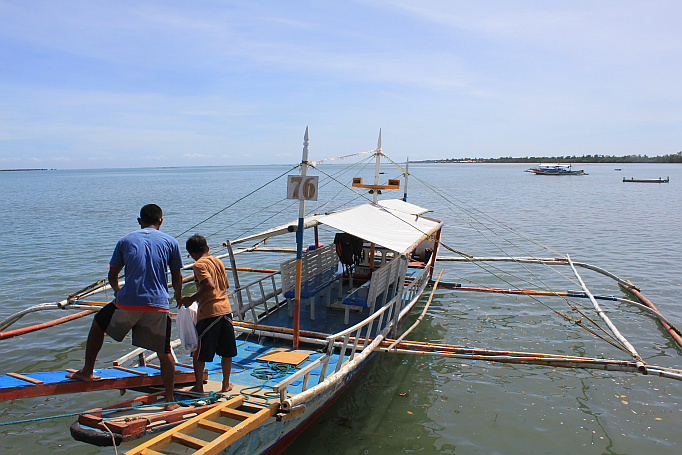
top-left (193, 255), bottom-right (232, 321)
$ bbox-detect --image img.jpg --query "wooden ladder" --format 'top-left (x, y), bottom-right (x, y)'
top-left (124, 396), bottom-right (279, 455)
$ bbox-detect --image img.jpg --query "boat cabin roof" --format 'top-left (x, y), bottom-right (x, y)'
top-left (231, 199), bottom-right (441, 255)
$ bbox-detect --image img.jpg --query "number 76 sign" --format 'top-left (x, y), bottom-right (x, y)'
top-left (287, 175), bottom-right (319, 201)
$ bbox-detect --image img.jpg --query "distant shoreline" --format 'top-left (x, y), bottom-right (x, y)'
top-left (414, 152), bottom-right (682, 164)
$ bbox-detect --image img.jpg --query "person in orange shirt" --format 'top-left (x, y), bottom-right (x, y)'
top-left (178, 234), bottom-right (236, 393)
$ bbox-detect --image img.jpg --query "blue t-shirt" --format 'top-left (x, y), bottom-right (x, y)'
top-left (110, 228), bottom-right (183, 310)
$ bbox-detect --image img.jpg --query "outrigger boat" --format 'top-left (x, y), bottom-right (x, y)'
top-left (2, 129), bottom-right (682, 454)
top-left (525, 163), bottom-right (587, 175)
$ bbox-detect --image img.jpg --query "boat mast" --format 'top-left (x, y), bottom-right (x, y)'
top-left (373, 129), bottom-right (381, 204)
top-left (293, 127), bottom-right (309, 349)
top-left (403, 156), bottom-right (409, 202)
top-left (369, 130), bottom-right (381, 276)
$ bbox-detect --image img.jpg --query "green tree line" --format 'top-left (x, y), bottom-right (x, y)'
top-left (420, 151), bottom-right (682, 164)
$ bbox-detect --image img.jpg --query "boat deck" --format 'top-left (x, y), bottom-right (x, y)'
top-left (212, 337), bottom-right (347, 397)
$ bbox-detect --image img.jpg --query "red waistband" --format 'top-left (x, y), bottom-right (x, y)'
top-left (115, 301), bottom-right (169, 312)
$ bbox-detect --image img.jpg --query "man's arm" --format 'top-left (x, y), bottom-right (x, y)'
top-left (108, 266), bottom-right (122, 297)
top-left (170, 268), bottom-right (184, 304)
top-left (178, 275), bottom-right (216, 308)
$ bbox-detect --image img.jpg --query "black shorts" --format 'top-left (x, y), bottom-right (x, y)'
top-left (193, 313), bottom-right (237, 362)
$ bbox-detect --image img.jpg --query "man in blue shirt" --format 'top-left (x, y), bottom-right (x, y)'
top-left (67, 204), bottom-right (184, 410)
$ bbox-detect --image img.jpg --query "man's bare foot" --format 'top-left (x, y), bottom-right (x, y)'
top-left (188, 385), bottom-right (205, 394)
top-left (164, 402), bottom-right (181, 411)
top-left (220, 382), bottom-right (234, 393)
top-left (65, 369), bottom-right (100, 382)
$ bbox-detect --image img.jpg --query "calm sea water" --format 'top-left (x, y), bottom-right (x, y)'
top-left (1, 161), bottom-right (681, 454)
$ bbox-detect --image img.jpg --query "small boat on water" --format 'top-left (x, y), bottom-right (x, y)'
top-left (525, 163), bottom-right (587, 175)
top-left (623, 177), bottom-right (669, 183)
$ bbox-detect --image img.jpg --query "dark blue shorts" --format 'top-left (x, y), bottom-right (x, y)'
top-left (193, 313), bottom-right (237, 362)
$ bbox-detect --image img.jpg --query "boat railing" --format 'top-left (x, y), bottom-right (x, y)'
top-left (272, 356), bottom-right (328, 402)
top-left (229, 271), bottom-right (283, 324)
top-left (280, 259), bottom-right (430, 411)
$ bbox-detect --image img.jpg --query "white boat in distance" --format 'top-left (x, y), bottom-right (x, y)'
top-left (525, 163), bottom-right (587, 175)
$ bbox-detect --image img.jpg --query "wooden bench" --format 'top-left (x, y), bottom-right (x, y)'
top-left (341, 255), bottom-right (407, 324)
top-left (280, 244), bottom-right (343, 320)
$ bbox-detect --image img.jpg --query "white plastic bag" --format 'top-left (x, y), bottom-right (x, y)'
top-left (177, 302), bottom-right (198, 353)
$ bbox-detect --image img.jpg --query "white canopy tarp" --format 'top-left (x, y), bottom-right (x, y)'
top-left (316, 202), bottom-right (440, 255)
top-left (378, 198), bottom-right (431, 216)
top-left (231, 200), bottom-right (441, 255)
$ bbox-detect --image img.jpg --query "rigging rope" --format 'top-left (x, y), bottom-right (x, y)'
top-left (327, 154), bottom-right (630, 350)
top-left (175, 165), bottom-right (300, 239)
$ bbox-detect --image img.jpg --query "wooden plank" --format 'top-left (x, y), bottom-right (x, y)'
top-left (64, 368), bottom-right (101, 380)
top-left (145, 363), bottom-right (190, 375)
top-left (6, 373), bottom-right (43, 385)
top-left (220, 408), bottom-right (253, 421)
top-left (256, 350), bottom-right (309, 365)
top-left (198, 419), bottom-right (232, 433)
top-left (123, 397), bottom-right (244, 455)
top-left (171, 432), bottom-right (208, 449)
top-left (140, 449), bottom-right (165, 455)
top-left (193, 403), bottom-right (279, 455)
top-left (113, 366), bottom-right (149, 376)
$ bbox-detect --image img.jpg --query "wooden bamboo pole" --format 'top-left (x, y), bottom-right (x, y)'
top-left (620, 280), bottom-right (682, 348)
top-left (567, 255), bottom-right (642, 362)
top-left (437, 284), bottom-right (680, 332)
top-left (436, 256), bottom-right (636, 290)
top-left (228, 319), bottom-right (682, 381)
top-left (225, 241), bottom-right (244, 320)
top-left (379, 347), bottom-right (649, 374)
top-left (428, 228), bottom-right (441, 280)
top-left (0, 310), bottom-right (96, 340)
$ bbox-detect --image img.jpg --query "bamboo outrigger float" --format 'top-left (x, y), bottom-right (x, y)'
top-left (1, 129), bottom-right (681, 454)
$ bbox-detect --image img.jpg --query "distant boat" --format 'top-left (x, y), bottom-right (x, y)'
top-left (615, 168), bottom-right (622, 171)
top-left (623, 177), bottom-right (669, 183)
top-left (525, 163), bottom-right (587, 175)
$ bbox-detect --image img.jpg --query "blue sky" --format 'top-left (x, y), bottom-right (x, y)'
top-left (1, 1), bottom-right (680, 169)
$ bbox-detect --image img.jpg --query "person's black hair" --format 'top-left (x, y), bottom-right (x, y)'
top-left (186, 234), bottom-right (209, 254)
top-left (140, 204), bottom-right (163, 225)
